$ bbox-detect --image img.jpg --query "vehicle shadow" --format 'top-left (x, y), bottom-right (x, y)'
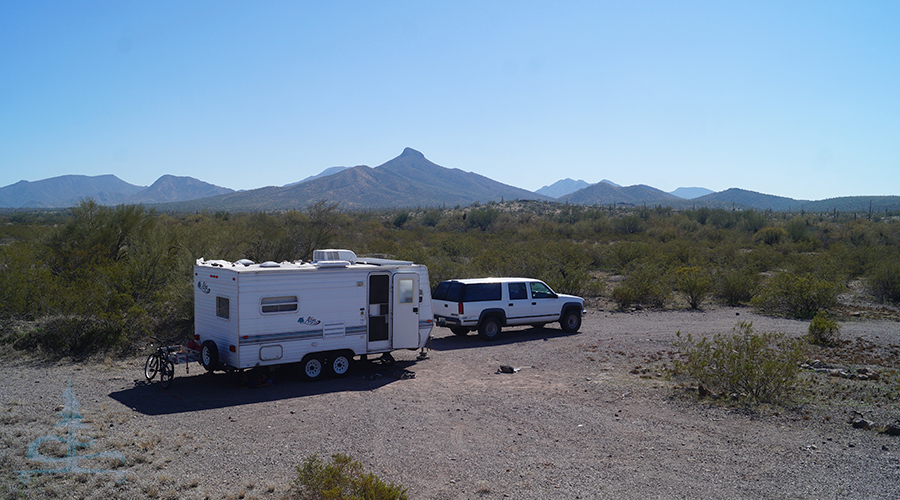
top-left (427, 325), bottom-right (580, 351)
top-left (109, 357), bottom-right (419, 416)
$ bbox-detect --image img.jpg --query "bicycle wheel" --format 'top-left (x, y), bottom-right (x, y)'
top-left (144, 353), bottom-right (160, 381)
top-left (160, 360), bottom-right (175, 389)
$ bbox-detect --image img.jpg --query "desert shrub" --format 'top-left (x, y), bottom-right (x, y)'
top-left (674, 322), bottom-right (806, 403)
top-left (868, 260), bottom-right (900, 303)
top-left (610, 283), bottom-right (637, 310)
top-left (614, 215), bottom-right (645, 235)
top-left (673, 266), bottom-right (712, 309)
top-left (712, 267), bottom-right (759, 306)
top-left (466, 207), bottom-right (499, 231)
top-left (9, 315), bottom-right (129, 360)
top-left (289, 454), bottom-right (407, 500)
top-left (751, 272), bottom-right (841, 319)
top-left (754, 227), bottom-right (788, 246)
top-left (807, 310), bottom-right (841, 346)
top-left (615, 261), bottom-right (670, 308)
top-left (421, 209), bottom-right (441, 227)
top-left (392, 212), bottom-right (409, 228)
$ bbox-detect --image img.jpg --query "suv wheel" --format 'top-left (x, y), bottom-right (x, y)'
top-left (560, 309), bottom-right (581, 333)
top-left (478, 317), bottom-right (502, 340)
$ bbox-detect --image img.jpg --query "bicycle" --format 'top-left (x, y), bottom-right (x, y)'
top-left (144, 337), bottom-right (179, 389)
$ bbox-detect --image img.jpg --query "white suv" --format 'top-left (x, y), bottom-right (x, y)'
top-left (432, 277), bottom-right (586, 340)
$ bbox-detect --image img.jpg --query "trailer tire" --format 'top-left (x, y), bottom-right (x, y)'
top-left (478, 316), bottom-right (502, 341)
top-left (302, 355), bottom-right (324, 381)
top-left (560, 309), bottom-right (582, 333)
top-left (327, 352), bottom-right (353, 378)
top-left (450, 326), bottom-right (469, 336)
top-left (200, 340), bottom-right (219, 373)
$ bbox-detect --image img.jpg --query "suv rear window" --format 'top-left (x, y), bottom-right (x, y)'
top-left (433, 281), bottom-right (501, 302)
top-left (433, 281), bottom-right (463, 302)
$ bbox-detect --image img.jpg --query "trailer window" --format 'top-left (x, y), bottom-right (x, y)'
top-left (216, 296), bottom-right (230, 319)
top-left (261, 296), bottom-right (298, 313)
top-left (398, 278), bottom-right (414, 304)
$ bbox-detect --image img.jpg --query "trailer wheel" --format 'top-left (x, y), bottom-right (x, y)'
top-left (200, 340), bottom-right (219, 372)
top-left (327, 352), bottom-right (353, 378)
top-left (301, 355), bottom-right (324, 381)
top-left (560, 309), bottom-right (582, 333)
top-left (478, 316), bottom-right (502, 341)
top-left (450, 326), bottom-right (469, 336)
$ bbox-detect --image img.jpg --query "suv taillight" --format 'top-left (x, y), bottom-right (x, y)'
top-left (458, 302), bottom-right (464, 314)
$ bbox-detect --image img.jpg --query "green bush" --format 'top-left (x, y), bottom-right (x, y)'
top-left (610, 283), bottom-right (637, 310)
top-left (751, 272), bottom-right (841, 319)
top-left (613, 261), bottom-right (670, 309)
top-left (673, 266), bottom-right (712, 309)
top-left (289, 454), bottom-right (408, 500)
top-left (807, 310), bottom-right (841, 346)
top-left (868, 260), bottom-right (900, 303)
top-left (712, 267), bottom-right (759, 306)
top-left (674, 322), bottom-right (806, 403)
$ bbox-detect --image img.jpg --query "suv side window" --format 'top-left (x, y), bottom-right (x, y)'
top-left (508, 282), bottom-right (528, 300)
top-left (529, 281), bottom-right (556, 299)
top-left (463, 283), bottom-right (502, 302)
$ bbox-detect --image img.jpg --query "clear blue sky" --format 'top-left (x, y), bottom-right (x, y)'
top-left (2, 1), bottom-right (898, 200)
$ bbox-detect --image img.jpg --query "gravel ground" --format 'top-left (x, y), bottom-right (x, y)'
top-left (2, 305), bottom-right (900, 499)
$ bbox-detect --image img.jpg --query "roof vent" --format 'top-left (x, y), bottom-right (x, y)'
top-left (259, 261), bottom-right (281, 268)
top-left (313, 249), bottom-right (357, 264)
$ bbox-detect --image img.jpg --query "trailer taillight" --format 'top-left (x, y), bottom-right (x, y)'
top-left (458, 302), bottom-right (464, 314)
top-left (194, 334), bottom-right (200, 341)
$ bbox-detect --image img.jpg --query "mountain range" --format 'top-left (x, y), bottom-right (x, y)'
top-left (1, 148), bottom-right (897, 213)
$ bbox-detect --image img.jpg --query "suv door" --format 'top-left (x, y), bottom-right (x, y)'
top-left (529, 281), bottom-right (561, 322)
top-left (505, 282), bottom-right (532, 325)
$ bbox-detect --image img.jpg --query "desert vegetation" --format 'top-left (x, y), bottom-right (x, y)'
top-left (1, 199), bottom-right (899, 359)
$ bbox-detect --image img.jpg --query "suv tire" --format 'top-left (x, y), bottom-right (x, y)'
top-left (478, 316), bottom-right (502, 341)
top-left (560, 309), bottom-right (582, 333)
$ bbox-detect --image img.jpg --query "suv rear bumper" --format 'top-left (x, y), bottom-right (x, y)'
top-left (434, 315), bottom-right (469, 327)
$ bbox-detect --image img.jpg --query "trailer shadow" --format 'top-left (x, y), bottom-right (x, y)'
top-left (427, 325), bottom-right (580, 351)
top-left (109, 357), bottom-right (420, 416)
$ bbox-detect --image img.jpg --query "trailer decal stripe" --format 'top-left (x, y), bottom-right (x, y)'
top-left (238, 326), bottom-right (367, 346)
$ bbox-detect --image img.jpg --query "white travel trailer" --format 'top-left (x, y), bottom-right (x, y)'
top-left (193, 249), bottom-right (433, 380)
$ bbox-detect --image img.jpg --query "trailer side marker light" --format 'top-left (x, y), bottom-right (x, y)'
top-left (229, 345), bottom-right (236, 353)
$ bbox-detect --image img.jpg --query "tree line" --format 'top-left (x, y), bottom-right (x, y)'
top-left (1, 199), bottom-right (898, 358)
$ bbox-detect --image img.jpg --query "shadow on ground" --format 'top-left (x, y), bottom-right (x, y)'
top-left (427, 325), bottom-right (580, 351)
top-left (109, 356), bottom-right (419, 416)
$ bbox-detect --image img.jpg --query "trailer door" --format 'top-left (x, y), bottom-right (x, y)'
top-left (392, 273), bottom-right (420, 349)
top-left (368, 273), bottom-right (391, 352)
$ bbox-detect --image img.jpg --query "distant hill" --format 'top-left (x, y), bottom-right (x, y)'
top-left (669, 187), bottom-right (714, 199)
top-left (123, 175), bottom-right (233, 204)
top-left (537, 178), bottom-right (591, 198)
top-left (0, 174), bottom-right (144, 208)
top-left (159, 148), bottom-right (552, 211)
top-left (561, 182), bottom-right (680, 206)
top-left (287, 166), bottom-right (350, 187)
top-left (599, 179), bottom-right (621, 187)
top-left (691, 188), bottom-right (807, 211)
